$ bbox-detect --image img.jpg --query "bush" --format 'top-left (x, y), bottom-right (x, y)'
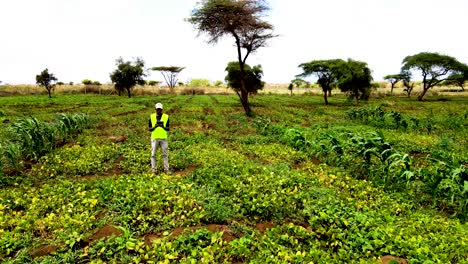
top-left (82, 79), bottom-right (93, 85)
top-left (148, 80), bottom-right (160, 86)
top-left (188, 79), bottom-right (211, 87)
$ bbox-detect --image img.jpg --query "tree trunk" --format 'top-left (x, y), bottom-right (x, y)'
top-left (127, 88), bottom-right (132, 98)
top-left (323, 88), bottom-right (329, 105)
top-left (390, 84), bottom-right (394, 94)
top-left (418, 82), bottom-right (429, 101)
top-left (355, 90), bottom-right (359, 105)
top-left (47, 87), bottom-right (52, 99)
top-left (238, 63), bottom-right (252, 116)
top-left (417, 88), bottom-right (428, 101)
top-left (328, 90), bottom-right (332, 97)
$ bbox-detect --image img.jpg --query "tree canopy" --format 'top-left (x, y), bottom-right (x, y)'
top-left (297, 59), bottom-right (345, 105)
top-left (151, 66), bottom-right (185, 91)
top-left (401, 52), bottom-right (468, 101)
top-left (445, 72), bottom-right (467, 91)
top-left (109, 57), bottom-right (146, 98)
top-left (36, 68), bottom-right (57, 99)
top-left (225, 61), bottom-right (264, 96)
top-left (336, 59), bottom-right (373, 105)
top-left (187, 0), bottom-right (275, 116)
top-left (383, 73), bottom-right (408, 94)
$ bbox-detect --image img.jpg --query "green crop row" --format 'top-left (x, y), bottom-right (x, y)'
top-left (256, 117), bottom-right (468, 219)
top-left (0, 113), bottom-right (91, 182)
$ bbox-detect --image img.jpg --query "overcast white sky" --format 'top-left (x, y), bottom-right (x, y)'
top-left (1, 0), bottom-right (467, 85)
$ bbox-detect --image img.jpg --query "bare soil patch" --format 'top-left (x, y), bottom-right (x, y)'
top-left (254, 221), bottom-right (275, 233)
top-left (381, 255), bottom-right (408, 264)
top-left (85, 224), bottom-right (123, 244)
top-left (28, 244), bottom-right (59, 259)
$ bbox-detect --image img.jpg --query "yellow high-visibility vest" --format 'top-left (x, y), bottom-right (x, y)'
top-left (150, 113), bottom-right (169, 139)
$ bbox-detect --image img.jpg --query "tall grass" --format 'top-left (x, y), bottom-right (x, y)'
top-left (0, 113), bottom-right (91, 174)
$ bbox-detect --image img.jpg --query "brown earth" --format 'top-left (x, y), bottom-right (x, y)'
top-left (86, 224), bottom-right (123, 243)
top-left (28, 244), bottom-right (59, 259)
top-left (381, 255), bottom-right (408, 264)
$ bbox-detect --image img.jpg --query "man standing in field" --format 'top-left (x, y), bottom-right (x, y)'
top-left (149, 102), bottom-right (170, 174)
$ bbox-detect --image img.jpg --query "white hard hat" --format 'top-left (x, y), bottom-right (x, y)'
top-left (155, 103), bottom-right (163, 109)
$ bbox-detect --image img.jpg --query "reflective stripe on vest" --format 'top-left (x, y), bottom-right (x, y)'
top-left (150, 113), bottom-right (169, 139)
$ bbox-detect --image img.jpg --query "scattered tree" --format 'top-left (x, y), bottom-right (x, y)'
top-left (213, 80), bottom-right (224, 87)
top-left (384, 73), bottom-right (407, 94)
top-left (56, 81), bottom-right (64, 86)
top-left (288, 83), bottom-right (294, 96)
top-left (297, 59), bottom-right (345, 105)
top-left (401, 52), bottom-right (468, 101)
top-left (35, 68), bottom-right (57, 98)
top-left (82, 79), bottom-right (93, 85)
top-left (225, 61), bottom-right (264, 96)
top-left (336, 59), bottom-right (373, 105)
top-left (188, 0), bottom-right (276, 116)
top-left (291, 78), bottom-right (306, 88)
top-left (401, 71), bottom-right (414, 97)
top-left (151, 66), bottom-right (185, 91)
top-left (92, 81), bottom-right (101, 86)
top-left (148, 80), bottom-right (160, 86)
top-left (69, 81), bottom-right (74, 85)
top-left (110, 57), bottom-right (146, 98)
top-left (445, 73), bottom-right (467, 91)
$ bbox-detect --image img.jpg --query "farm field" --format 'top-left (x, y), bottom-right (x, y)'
top-left (0, 94), bottom-right (467, 263)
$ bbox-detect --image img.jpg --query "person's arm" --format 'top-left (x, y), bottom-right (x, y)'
top-left (148, 119), bottom-right (155, 131)
top-left (164, 118), bottom-right (170, 131)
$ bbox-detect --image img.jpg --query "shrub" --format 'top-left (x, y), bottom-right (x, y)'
top-left (148, 80), bottom-right (160, 86)
top-left (188, 79), bottom-right (211, 87)
top-left (82, 79), bottom-right (93, 85)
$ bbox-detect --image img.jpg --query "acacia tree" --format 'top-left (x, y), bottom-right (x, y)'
top-left (36, 68), bottom-right (57, 98)
top-left (225, 61), bottom-right (264, 95)
top-left (188, 0), bottom-right (275, 116)
top-left (445, 73), bottom-right (467, 91)
top-left (297, 59), bottom-right (345, 105)
top-left (401, 52), bottom-right (468, 101)
top-left (109, 57), bottom-right (146, 98)
top-left (336, 59), bottom-right (373, 105)
top-left (151, 66), bottom-right (185, 91)
top-left (384, 73), bottom-right (407, 94)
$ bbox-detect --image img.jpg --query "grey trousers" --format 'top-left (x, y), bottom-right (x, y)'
top-left (151, 138), bottom-right (169, 172)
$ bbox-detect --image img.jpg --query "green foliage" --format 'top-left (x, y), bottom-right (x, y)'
top-left (224, 61), bottom-right (265, 95)
top-left (188, 78), bottom-right (211, 87)
top-left (82, 79), bottom-right (93, 85)
top-left (187, 0), bottom-right (276, 115)
top-left (110, 57), bottom-right (146, 98)
top-left (401, 52), bottom-right (468, 100)
top-left (384, 73), bottom-right (408, 94)
top-left (290, 78), bottom-right (306, 88)
top-left (151, 66), bottom-right (185, 90)
top-left (147, 80), bottom-right (160, 86)
top-left (336, 59), bottom-right (373, 104)
top-left (298, 59), bottom-right (345, 105)
top-left (445, 73), bottom-right (467, 90)
top-left (92, 81), bottom-right (101, 86)
top-left (213, 80), bottom-right (224, 87)
top-left (36, 68), bottom-right (58, 98)
top-left (0, 113), bottom-right (91, 176)
top-left (0, 94), bottom-right (467, 263)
